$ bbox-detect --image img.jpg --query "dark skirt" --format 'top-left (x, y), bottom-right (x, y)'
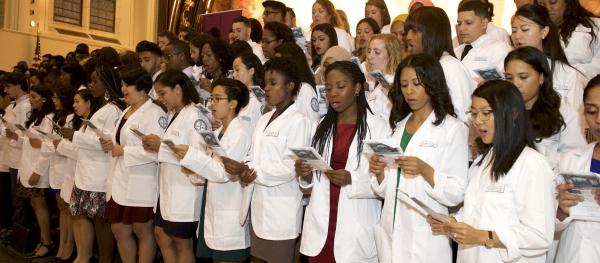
top-left (154, 199), bottom-right (198, 239)
top-left (196, 184), bottom-right (250, 261)
top-left (69, 186), bottom-right (106, 218)
top-left (105, 199), bottom-right (154, 224)
top-left (250, 225), bottom-right (297, 263)
top-left (15, 183), bottom-right (46, 198)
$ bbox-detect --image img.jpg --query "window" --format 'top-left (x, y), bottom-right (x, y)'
top-left (89, 0), bottom-right (115, 32)
top-left (53, 0), bottom-right (83, 25)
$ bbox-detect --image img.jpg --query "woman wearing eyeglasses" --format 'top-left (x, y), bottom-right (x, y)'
top-left (429, 80), bottom-right (555, 262)
top-left (171, 79), bottom-right (253, 262)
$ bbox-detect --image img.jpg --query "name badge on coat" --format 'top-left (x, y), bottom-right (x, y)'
top-left (130, 124), bottom-right (139, 130)
top-left (418, 140), bottom-right (437, 148)
top-left (265, 131), bottom-right (279, 137)
top-left (171, 130), bottom-right (179, 136)
top-left (474, 57), bottom-right (487, 62)
top-left (485, 184), bottom-right (505, 193)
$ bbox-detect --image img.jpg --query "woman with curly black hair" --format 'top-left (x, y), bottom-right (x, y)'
top-left (369, 53), bottom-right (469, 263)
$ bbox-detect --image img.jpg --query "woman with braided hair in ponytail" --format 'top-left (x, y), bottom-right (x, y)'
top-left (295, 61), bottom-right (390, 262)
top-left (70, 64), bottom-right (124, 263)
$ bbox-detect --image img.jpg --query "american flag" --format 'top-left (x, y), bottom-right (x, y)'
top-left (31, 32), bottom-right (41, 69)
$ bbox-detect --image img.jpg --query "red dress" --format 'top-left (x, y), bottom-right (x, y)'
top-left (309, 124), bottom-right (357, 263)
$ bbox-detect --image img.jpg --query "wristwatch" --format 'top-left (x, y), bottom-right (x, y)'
top-left (484, 231), bottom-right (494, 249)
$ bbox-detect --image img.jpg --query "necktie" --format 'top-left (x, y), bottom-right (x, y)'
top-left (461, 44), bottom-right (473, 61)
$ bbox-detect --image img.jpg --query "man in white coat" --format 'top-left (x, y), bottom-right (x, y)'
top-left (454, 1), bottom-right (512, 83)
top-left (232, 16), bottom-right (267, 63)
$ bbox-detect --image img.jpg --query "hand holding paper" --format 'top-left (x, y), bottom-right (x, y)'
top-left (289, 147), bottom-right (332, 171)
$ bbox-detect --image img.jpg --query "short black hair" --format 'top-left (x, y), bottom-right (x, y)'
top-left (264, 22), bottom-right (294, 43)
top-left (263, 0), bottom-right (287, 17)
top-left (170, 39), bottom-right (191, 61)
top-left (158, 30), bottom-right (178, 42)
top-left (75, 43), bottom-right (89, 55)
top-left (119, 64), bottom-right (153, 93)
top-left (136, 40), bottom-right (162, 57)
top-left (1, 72), bottom-right (28, 92)
top-left (264, 57), bottom-right (301, 97)
top-left (230, 40), bottom-right (253, 58)
top-left (458, 0), bottom-right (491, 19)
top-left (232, 16), bottom-right (251, 27)
top-left (211, 78), bottom-right (250, 114)
top-left (249, 18), bottom-right (263, 43)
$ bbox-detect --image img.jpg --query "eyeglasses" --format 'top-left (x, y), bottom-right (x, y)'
top-left (466, 109), bottom-right (493, 121)
top-left (163, 52), bottom-right (181, 59)
top-left (263, 10), bottom-right (281, 16)
top-left (210, 96), bottom-right (229, 103)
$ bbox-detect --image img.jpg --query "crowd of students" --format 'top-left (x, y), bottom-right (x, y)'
top-left (0, 0), bottom-right (599, 262)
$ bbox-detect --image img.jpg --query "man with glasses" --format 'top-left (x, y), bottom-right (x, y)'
top-left (163, 39), bottom-right (211, 101)
top-left (262, 0), bottom-right (287, 24)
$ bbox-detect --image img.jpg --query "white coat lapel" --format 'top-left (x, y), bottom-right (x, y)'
top-left (399, 112), bottom-right (436, 156)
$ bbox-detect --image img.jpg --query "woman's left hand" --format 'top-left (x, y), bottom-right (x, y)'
top-left (396, 156), bottom-right (433, 178)
top-left (446, 221), bottom-right (487, 246)
top-left (222, 157), bottom-right (247, 175)
top-left (171, 144), bottom-right (189, 161)
top-left (29, 138), bottom-right (42, 148)
top-left (99, 138), bottom-right (113, 152)
top-left (28, 172), bottom-right (41, 186)
top-left (324, 169), bottom-right (352, 186)
top-left (111, 144), bottom-right (124, 157)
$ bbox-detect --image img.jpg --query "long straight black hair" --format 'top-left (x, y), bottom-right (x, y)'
top-left (312, 61), bottom-right (372, 165)
top-left (404, 6), bottom-right (456, 60)
top-left (388, 53), bottom-right (456, 130)
top-left (311, 23), bottom-right (338, 71)
top-left (552, 0), bottom-right (598, 46)
top-left (513, 4), bottom-right (572, 75)
top-left (26, 84), bottom-right (55, 128)
top-left (473, 80), bottom-right (536, 181)
top-left (504, 47), bottom-right (564, 140)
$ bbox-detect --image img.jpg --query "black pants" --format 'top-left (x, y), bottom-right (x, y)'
top-left (0, 170), bottom-right (13, 228)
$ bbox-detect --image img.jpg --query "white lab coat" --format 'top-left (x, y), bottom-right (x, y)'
top-left (39, 114), bottom-right (75, 190)
top-left (157, 104), bottom-right (210, 222)
top-left (248, 103), bottom-right (312, 240)
top-left (555, 143), bottom-right (600, 262)
top-left (180, 116), bottom-right (253, 250)
top-left (456, 147), bottom-right (555, 263)
top-left (1, 95), bottom-right (30, 169)
top-left (440, 52), bottom-right (476, 123)
top-left (381, 25), bottom-right (391, 34)
top-left (106, 99), bottom-right (164, 207)
top-left (300, 112), bottom-right (390, 262)
top-left (56, 138), bottom-right (78, 203)
top-left (296, 82), bottom-right (320, 125)
top-left (552, 60), bottom-right (586, 114)
top-left (453, 23), bottom-right (512, 47)
top-left (535, 103), bottom-right (587, 174)
top-left (371, 112), bottom-right (469, 263)
top-left (455, 33), bottom-right (512, 83)
top-left (248, 40), bottom-right (267, 64)
top-left (562, 18), bottom-right (600, 81)
top-left (18, 113), bottom-right (54, 188)
top-left (72, 103), bottom-right (122, 192)
top-left (238, 91), bottom-right (263, 128)
top-left (365, 68), bottom-right (394, 121)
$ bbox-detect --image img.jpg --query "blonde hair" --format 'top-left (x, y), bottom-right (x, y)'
top-left (367, 34), bottom-right (402, 75)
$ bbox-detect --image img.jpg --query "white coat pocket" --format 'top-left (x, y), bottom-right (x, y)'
top-left (126, 174), bottom-right (158, 204)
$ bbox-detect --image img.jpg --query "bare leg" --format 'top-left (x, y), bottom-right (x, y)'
top-left (154, 226), bottom-right (176, 263)
top-left (55, 194), bottom-right (74, 259)
top-left (94, 217), bottom-right (116, 263)
top-left (73, 216), bottom-right (94, 263)
top-left (132, 220), bottom-right (157, 263)
top-left (171, 236), bottom-right (195, 263)
top-left (111, 222), bottom-right (136, 263)
top-left (30, 196), bottom-right (52, 256)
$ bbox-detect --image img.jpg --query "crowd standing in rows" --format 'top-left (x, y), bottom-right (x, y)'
top-left (0, 0), bottom-right (599, 263)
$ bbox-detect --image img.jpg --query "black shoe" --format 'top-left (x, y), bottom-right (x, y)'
top-left (26, 242), bottom-right (55, 259)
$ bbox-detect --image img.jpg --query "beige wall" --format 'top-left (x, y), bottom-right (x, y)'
top-left (0, 0), bottom-right (158, 71)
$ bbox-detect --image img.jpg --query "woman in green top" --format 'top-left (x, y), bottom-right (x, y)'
top-left (368, 53), bottom-right (469, 263)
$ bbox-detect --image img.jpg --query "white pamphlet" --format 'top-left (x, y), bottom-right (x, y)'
top-left (289, 147), bottom-right (332, 171)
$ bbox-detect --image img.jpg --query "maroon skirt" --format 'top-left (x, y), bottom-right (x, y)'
top-left (104, 198), bottom-right (154, 224)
